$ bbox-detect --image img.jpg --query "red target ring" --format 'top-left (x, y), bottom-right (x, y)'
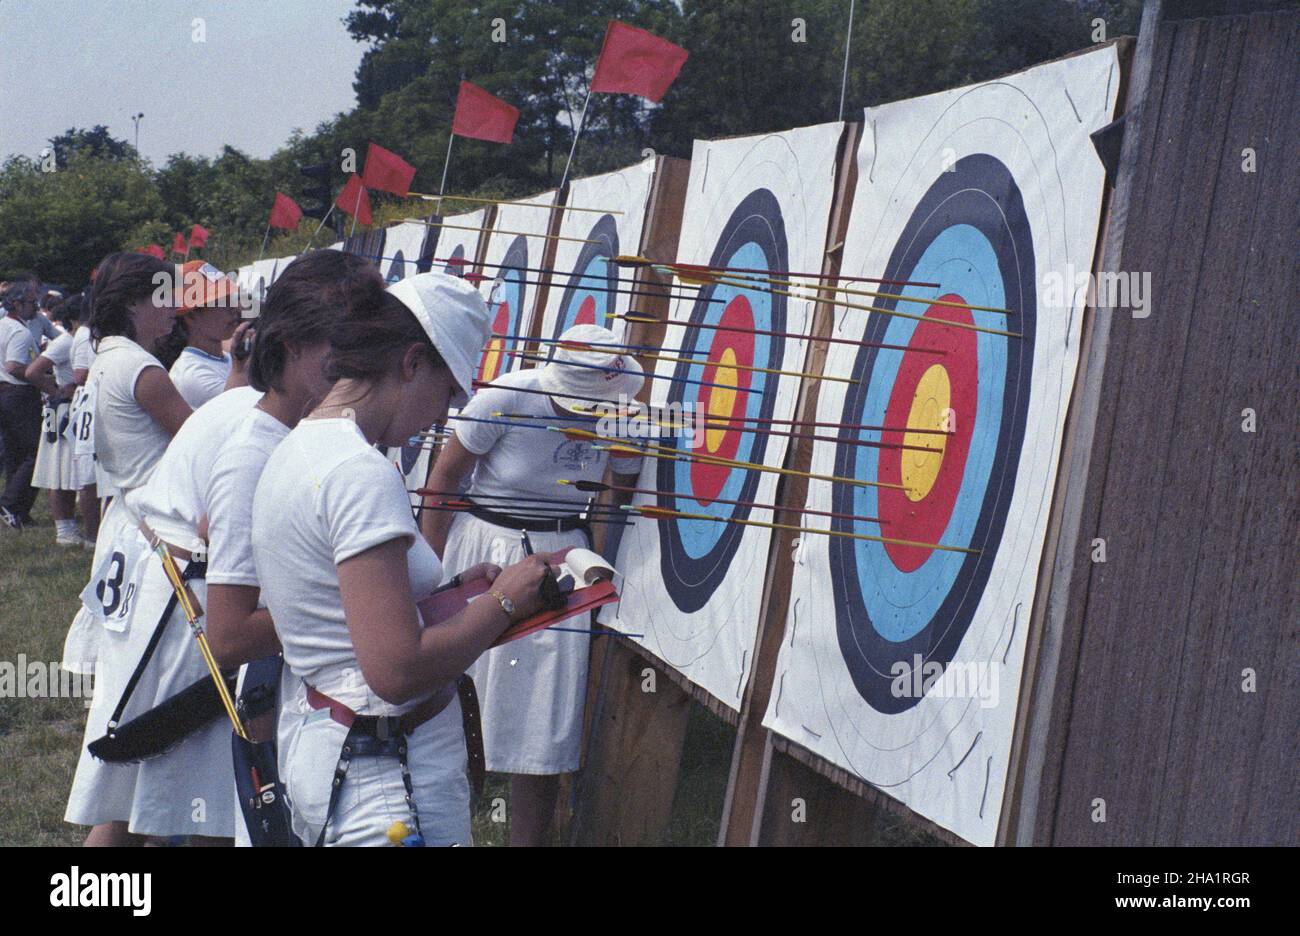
top-left (574, 295), bottom-right (597, 326)
top-left (876, 296), bottom-right (977, 572)
top-left (690, 295), bottom-right (755, 505)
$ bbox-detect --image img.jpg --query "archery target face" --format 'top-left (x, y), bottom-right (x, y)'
top-left (386, 250), bottom-right (406, 283)
top-left (602, 123), bottom-right (845, 709)
top-left (762, 46), bottom-right (1121, 845)
top-left (476, 235), bottom-right (528, 382)
top-left (539, 160), bottom-right (657, 349)
top-left (433, 208), bottom-right (488, 280)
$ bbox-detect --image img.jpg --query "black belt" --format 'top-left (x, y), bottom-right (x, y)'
top-left (466, 500), bottom-right (592, 535)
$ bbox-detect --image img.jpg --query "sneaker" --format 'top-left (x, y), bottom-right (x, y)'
top-left (0, 507), bottom-right (23, 531)
top-left (57, 532), bottom-right (82, 547)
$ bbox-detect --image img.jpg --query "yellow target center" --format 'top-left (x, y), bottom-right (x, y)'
top-left (480, 338), bottom-right (504, 379)
top-left (902, 364), bottom-right (950, 502)
top-left (705, 347), bottom-right (740, 453)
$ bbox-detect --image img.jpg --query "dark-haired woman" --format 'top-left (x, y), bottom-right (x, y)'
top-left (26, 294), bottom-right (84, 546)
top-left (63, 252), bottom-right (192, 846)
top-left (168, 260), bottom-right (242, 408)
top-left (252, 273), bottom-right (555, 846)
top-left (201, 251), bottom-right (382, 845)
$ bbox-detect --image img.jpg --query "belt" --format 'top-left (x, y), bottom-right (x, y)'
top-left (138, 518), bottom-right (200, 563)
top-left (306, 676), bottom-right (484, 796)
top-left (466, 499), bottom-right (591, 534)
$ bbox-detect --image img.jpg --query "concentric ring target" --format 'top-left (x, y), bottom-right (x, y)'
top-left (386, 249), bottom-right (406, 283)
top-left (828, 153), bottom-right (1036, 713)
top-left (657, 188), bottom-right (787, 613)
top-left (476, 235), bottom-right (528, 382)
top-left (443, 244), bottom-right (467, 276)
top-left (548, 214), bottom-right (619, 355)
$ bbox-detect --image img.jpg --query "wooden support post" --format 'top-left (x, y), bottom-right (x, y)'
top-left (717, 122), bottom-right (865, 845)
top-left (566, 156), bottom-right (694, 845)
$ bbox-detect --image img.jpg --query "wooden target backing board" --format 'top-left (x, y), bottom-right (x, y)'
top-left (474, 190), bottom-right (562, 382)
top-left (759, 46), bottom-right (1122, 846)
top-left (600, 122), bottom-right (847, 711)
top-left (536, 157), bottom-right (658, 348)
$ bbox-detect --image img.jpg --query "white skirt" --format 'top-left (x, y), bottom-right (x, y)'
top-left (124, 557), bottom-right (236, 838)
top-left (65, 521), bottom-right (158, 827)
top-left (60, 497), bottom-right (137, 676)
top-left (279, 690), bottom-right (471, 847)
top-left (32, 400), bottom-right (77, 490)
top-left (442, 511), bottom-right (592, 775)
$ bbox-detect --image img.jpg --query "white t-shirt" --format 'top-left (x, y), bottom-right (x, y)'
top-left (27, 312), bottom-right (59, 349)
top-left (169, 346), bottom-right (232, 409)
top-left (454, 368), bottom-right (641, 515)
top-left (71, 325), bottom-right (96, 373)
top-left (206, 406), bottom-right (289, 588)
top-left (0, 316), bottom-right (36, 386)
top-left (40, 330), bottom-right (76, 387)
top-left (252, 418), bottom-right (442, 715)
top-left (126, 386), bottom-right (261, 550)
top-left (87, 336), bottom-right (175, 494)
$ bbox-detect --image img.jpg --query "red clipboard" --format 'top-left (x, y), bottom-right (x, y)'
top-left (417, 577), bottom-right (619, 647)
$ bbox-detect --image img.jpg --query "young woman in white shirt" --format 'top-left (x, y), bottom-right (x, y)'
top-left (421, 323), bottom-right (643, 846)
top-left (63, 251), bottom-right (192, 846)
top-left (26, 293), bottom-right (85, 546)
top-left (168, 261), bottom-right (241, 409)
top-left (69, 310), bottom-right (100, 544)
top-left (252, 272), bottom-right (558, 846)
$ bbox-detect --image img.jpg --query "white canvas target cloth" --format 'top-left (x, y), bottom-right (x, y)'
top-left (380, 221), bottom-right (427, 283)
top-left (760, 46), bottom-right (1121, 845)
top-left (535, 158), bottom-right (657, 347)
top-left (600, 122), bottom-right (846, 709)
top-left (475, 191), bottom-right (559, 382)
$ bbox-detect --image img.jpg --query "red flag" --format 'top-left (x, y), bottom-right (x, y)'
top-left (189, 224), bottom-right (210, 249)
top-left (172, 232), bottom-right (188, 256)
top-left (269, 192), bottom-right (303, 230)
top-left (362, 143), bottom-right (416, 197)
top-left (590, 21), bottom-right (688, 103)
top-left (451, 81), bottom-right (519, 144)
top-left (137, 244), bottom-right (165, 260)
top-left (335, 174), bottom-right (373, 226)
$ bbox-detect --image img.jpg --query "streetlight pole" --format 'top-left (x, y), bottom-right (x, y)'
top-left (131, 112), bottom-right (144, 152)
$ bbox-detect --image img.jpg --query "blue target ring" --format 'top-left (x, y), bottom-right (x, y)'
top-left (658, 188), bottom-right (787, 613)
top-left (386, 249), bottom-right (406, 283)
top-left (828, 153), bottom-right (1036, 713)
top-left (549, 214), bottom-right (618, 353)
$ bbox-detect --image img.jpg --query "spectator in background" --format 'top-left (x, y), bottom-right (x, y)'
top-left (0, 278), bottom-right (43, 529)
top-left (168, 261), bottom-right (241, 408)
top-left (26, 293), bottom-right (87, 545)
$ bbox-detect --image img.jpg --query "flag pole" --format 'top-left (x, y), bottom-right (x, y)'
top-left (838, 0), bottom-right (856, 121)
top-left (436, 132), bottom-right (456, 212)
top-left (257, 222), bottom-right (271, 261)
top-left (305, 204), bottom-right (336, 250)
top-left (348, 183), bottom-right (362, 238)
top-left (558, 86), bottom-right (593, 193)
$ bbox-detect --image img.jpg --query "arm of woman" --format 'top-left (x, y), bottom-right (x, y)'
top-left (419, 434), bottom-right (480, 558)
top-left (24, 355), bottom-right (59, 396)
top-left (206, 584), bottom-right (280, 669)
top-left (339, 540), bottom-right (555, 705)
top-left (134, 365), bottom-right (192, 436)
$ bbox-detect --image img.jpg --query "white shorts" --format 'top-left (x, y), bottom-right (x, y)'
top-left (442, 511), bottom-right (592, 775)
top-left (32, 400), bottom-right (78, 491)
top-left (279, 691), bottom-right (471, 847)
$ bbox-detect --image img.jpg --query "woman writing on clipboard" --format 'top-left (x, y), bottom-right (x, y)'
top-left (251, 273), bottom-right (560, 846)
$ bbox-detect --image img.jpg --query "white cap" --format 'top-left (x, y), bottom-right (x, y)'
top-left (537, 323), bottom-right (645, 412)
top-left (387, 272), bottom-right (491, 407)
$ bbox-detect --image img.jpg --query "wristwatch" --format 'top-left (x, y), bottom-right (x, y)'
top-left (488, 589), bottom-right (516, 619)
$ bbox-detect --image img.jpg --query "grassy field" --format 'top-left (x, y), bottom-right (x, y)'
top-left (0, 499), bottom-right (732, 846)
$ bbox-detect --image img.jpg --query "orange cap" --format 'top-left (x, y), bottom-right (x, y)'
top-left (177, 260), bottom-right (240, 313)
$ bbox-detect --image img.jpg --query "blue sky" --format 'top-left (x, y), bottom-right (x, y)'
top-left (0, 0), bottom-right (364, 164)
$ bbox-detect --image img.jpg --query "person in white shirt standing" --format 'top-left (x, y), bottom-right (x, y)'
top-left (252, 273), bottom-right (557, 846)
top-left (26, 292), bottom-right (87, 545)
top-left (168, 260), bottom-right (241, 408)
top-left (68, 307), bottom-right (100, 546)
top-left (63, 251), bottom-right (191, 847)
top-left (0, 276), bottom-right (44, 529)
top-left (422, 323), bottom-right (644, 846)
